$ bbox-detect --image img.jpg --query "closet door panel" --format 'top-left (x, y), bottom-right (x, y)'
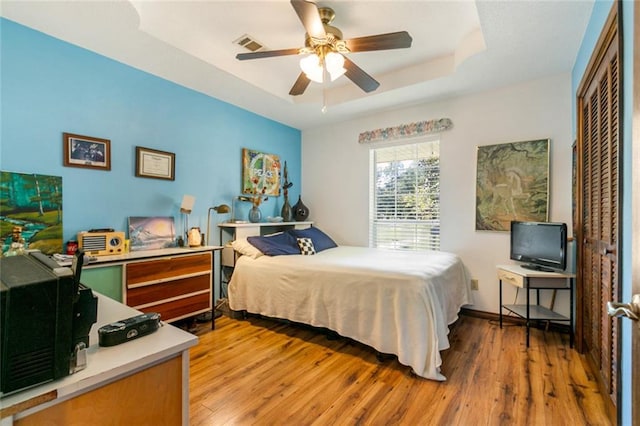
top-left (576, 8), bottom-right (620, 418)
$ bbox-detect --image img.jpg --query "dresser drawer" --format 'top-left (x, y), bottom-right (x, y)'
top-left (124, 251), bottom-right (212, 323)
top-left (135, 292), bottom-right (210, 322)
top-left (127, 274), bottom-right (210, 307)
top-left (498, 268), bottom-right (524, 287)
top-left (126, 253), bottom-right (211, 286)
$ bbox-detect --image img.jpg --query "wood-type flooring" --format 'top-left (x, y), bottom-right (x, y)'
top-left (189, 313), bottom-right (611, 425)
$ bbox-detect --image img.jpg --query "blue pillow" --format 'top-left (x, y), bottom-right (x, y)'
top-left (247, 232), bottom-right (300, 256)
top-left (288, 227), bottom-right (337, 252)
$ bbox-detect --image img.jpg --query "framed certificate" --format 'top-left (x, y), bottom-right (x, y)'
top-left (135, 146), bottom-right (175, 180)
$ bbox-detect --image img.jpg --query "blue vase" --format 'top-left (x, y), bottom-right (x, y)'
top-left (248, 206), bottom-right (262, 223)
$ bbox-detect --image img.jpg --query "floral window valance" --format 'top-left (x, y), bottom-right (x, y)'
top-left (358, 118), bottom-right (453, 144)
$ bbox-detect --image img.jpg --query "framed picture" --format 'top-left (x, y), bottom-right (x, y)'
top-left (475, 138), bottom-right (550, 231)
top-left (135, 146), bottom-right (175, 180)
top-left (128, 216), bottom-right (176, 251)
top-left (0, 170), bottom-right (63, 254)
top-left (63, 132), bottom-right (111, 170)
top-left (242, 148), bottom-right (281, 196)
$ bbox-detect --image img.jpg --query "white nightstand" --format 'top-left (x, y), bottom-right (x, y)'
top-left (498, 264), bottom-right (575, 348)
top-left (217, 221), bottom-right (313, 296)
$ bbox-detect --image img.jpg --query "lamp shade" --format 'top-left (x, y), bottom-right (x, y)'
top-left (300, 54), bottom-right (324, 83)
top-left (180, 194), bottom-right (195, 214)
top-left (213, 204), bottom-right (230, 214)
top-left (300, 52), bottom-right (346, 84)
top-left (325, 52), bottom-right (346, 81)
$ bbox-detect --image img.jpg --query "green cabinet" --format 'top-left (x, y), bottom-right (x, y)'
top-left (81, 265), bottom-right (122, 302)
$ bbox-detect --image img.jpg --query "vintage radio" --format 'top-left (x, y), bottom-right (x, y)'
top-left (78, 230), bottom-right (125, 256)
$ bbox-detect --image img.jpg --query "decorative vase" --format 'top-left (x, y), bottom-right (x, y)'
top-left (281, 194), bottom-right (292, 222)
top-left (293, 195), bottom-right (310, 221)
top-left (248, 205), bottom-right (262, 223)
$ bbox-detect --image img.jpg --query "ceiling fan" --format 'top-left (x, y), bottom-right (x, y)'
top-left (236, 0), bottom-right (412, 96)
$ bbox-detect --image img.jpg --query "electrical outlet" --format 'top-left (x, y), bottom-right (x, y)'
top-left (470, 279), bottom-right (479, 290)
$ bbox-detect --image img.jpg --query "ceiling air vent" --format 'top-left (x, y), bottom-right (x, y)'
top-left (234, 34), bottom-right (265, 52)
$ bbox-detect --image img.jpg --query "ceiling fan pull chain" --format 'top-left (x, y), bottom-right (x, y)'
top-left (322, 88), bottom-right (328, 114)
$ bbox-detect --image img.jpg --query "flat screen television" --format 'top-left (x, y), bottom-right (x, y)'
top-left (510, 221), bottom-right (567, 272)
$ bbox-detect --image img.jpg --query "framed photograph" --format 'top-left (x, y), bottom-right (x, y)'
top-left (63, 133), bottom-right (111, 170)
top-left (242, 148), bottom-right (281, 196)
top-left (475, 138), bottom-right (550, 231)
top-left (135, 146), bottom-right (175, 180)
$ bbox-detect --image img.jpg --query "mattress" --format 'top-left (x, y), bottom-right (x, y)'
top-left (228, 245), bottom-right (472, 380)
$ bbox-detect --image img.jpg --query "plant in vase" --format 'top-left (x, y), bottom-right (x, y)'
top-left (281, 161), bottom-right (293, 222)
top-left (248, 177), bottom-right (268, 223)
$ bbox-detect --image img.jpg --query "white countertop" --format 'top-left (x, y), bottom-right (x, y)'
top-left (218, 221), bottom-right (312, 228)
top-left (0, 292), bottom-right (198, 418)
top-left (497, 263), bottom-right (575, 278)
top-left (83, 245), bottom-right (222, 267)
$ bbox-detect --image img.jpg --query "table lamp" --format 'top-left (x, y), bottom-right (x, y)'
top-left (180, 195), bottom-right (195, 242)
top-left (206, 203), bottom-right (231, 245)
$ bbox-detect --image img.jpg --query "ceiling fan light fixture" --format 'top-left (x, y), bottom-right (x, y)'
top-left (325, 52), bottom-right (346, 81)
top-left (237, 2), bottom-right (411, 96)
top-left (300, 54), bottom-right (324, 83)
top-left (300, 51), bottom-right (346, 84)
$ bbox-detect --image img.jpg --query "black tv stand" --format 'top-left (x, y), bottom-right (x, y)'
top-left (520, 263), bottom-right (555, 273)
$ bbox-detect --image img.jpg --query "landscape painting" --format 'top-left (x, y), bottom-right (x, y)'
top-left (0, 170), bottom-right (63, 254)
top-left (475, 139), bottom-right (549, 231)
top-left (128, 216), bottom-right (176, 251)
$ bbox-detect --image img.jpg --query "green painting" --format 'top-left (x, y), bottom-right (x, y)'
top-left (0, 171), bottom-right (63, 254)
top-left (475, 139), bottom-right (549, 231)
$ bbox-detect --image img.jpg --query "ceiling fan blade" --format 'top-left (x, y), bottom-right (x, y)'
top-left (289, 72), bottom-right (311, 96)
top-left (345, 31), bottom-right (413, 52)
top-left (236, 48), bottom-right (301, 61)
top-left (343, 57), bottom-right (380, 93)
top-left (290, 0), bottom-right (326, 40)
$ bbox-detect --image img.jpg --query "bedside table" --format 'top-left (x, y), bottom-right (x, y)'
top-left (498, 264), bottom-right (575, 347)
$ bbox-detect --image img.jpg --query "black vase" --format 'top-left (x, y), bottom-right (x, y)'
top-left (293, 195), bottom-right (309, 221)
top-left (281, 194), bottom-right (293, 222)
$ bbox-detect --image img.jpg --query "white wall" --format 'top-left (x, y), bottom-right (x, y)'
top-left (301, 73), bottom-right (573, 315)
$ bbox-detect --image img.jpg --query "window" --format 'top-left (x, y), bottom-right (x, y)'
top-left (369, 139), bottom-right (440, 251)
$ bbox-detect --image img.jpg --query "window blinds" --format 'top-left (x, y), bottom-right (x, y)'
top-left (369, 140), bottom-right (440, 251)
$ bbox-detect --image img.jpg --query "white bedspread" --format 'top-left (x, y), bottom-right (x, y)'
top-left (228, 246), bottom-right (472, 380)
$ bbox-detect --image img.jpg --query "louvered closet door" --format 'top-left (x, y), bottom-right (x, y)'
top-left (576, 7), bottom-right (620, 418)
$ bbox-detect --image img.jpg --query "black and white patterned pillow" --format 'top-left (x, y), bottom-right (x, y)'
top-left (297, 237), bottom-right (316, 255)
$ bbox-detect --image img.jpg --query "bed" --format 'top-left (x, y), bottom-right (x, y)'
top-left (227, 228), bottom-right (472, 381)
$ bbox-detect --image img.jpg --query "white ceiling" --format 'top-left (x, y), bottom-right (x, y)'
top-left (1, 0), bottom-right (594, 130)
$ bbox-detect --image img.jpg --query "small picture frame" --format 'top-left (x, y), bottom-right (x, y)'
top-left (63, 133), bottom-right (111, 171)
top-left (135, 146), bottom-right (175, 181)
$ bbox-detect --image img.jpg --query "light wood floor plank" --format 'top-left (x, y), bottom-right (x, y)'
top-left (189, 314), bottom-right (611, 425)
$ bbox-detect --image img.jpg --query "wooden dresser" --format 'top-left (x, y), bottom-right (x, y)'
top-left (78, 246), bottom-right (221, 328)
top-left (125, 251), bottom-right (212, 323)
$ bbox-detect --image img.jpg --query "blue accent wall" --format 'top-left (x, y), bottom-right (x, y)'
top-left (0, 18), bottom-right (301, 245)
top-left (571, 1), bottom-right (613, 111)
